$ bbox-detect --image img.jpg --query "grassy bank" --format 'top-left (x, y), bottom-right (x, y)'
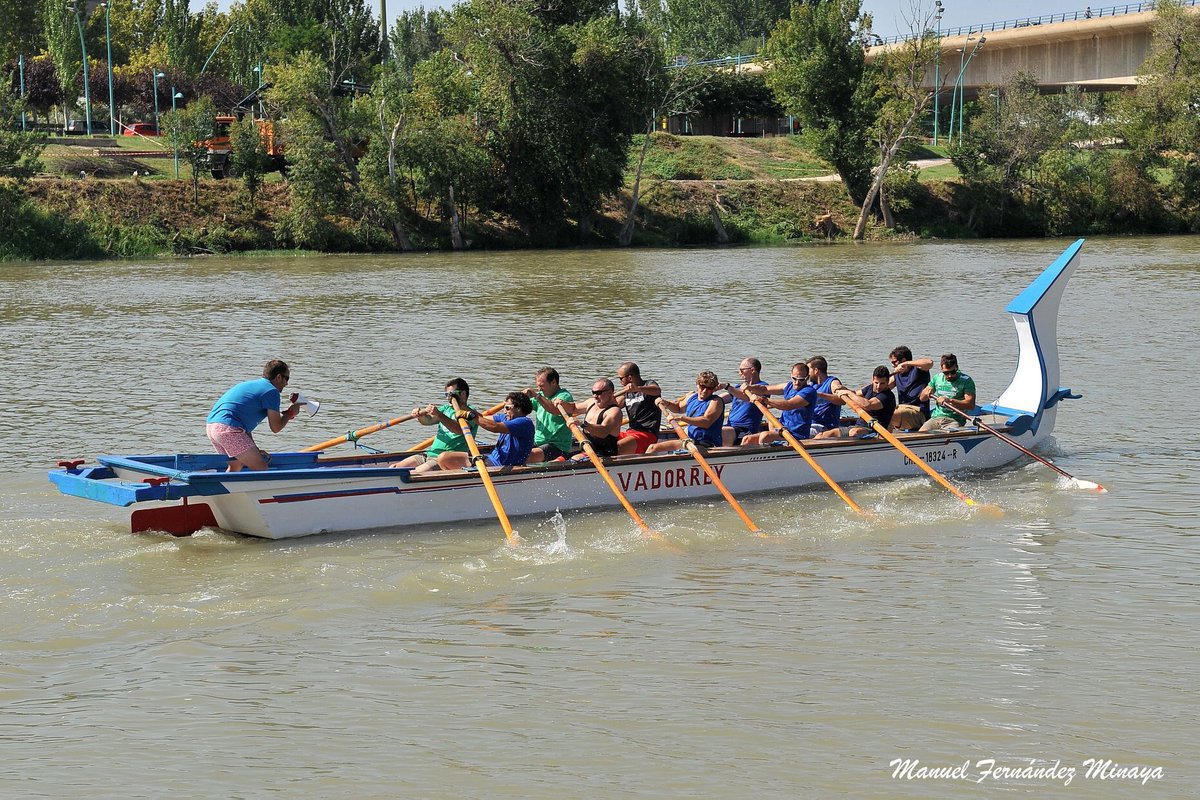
top-left (3, 133), bottom-right (948, 261)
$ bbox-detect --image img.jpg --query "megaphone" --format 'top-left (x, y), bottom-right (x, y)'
top-left (289, 392), bottom-right (321, 418)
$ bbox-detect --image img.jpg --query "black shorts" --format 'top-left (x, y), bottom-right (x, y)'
top-left (539, 443), bottom-right (571, 460)
top-left (731, 426), bottom-right (758, 446)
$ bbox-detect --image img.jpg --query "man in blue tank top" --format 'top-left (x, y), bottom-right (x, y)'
top-left (739, 362), bottom-right (817, 444)
top-left (807, 355), bottom-right (846, 435)
top-left (720, 357), bottom-right (768, 445)
top-left (648, 371), bottom-right (726, 452)
top-left (888, 345), bottom-right (933, 431)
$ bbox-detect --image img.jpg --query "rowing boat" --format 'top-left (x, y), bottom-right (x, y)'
top-left (48, 239), bottom-right (1087, 539)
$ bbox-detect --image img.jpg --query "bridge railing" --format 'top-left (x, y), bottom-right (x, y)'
top-left (669, 1), bottom-right (1189, 68)
top-left (879, 1), bottom-right (1198, 44)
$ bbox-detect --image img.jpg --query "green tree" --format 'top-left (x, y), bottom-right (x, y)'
top-left (267, 51), bottom-right (386, 249)
top-left (441, 0), bottom-right (659, 240)
top-left (162, 93), bottom-right (216, 204)
top-left (390, 6), bottom-right (450, 80)
top-left (1, 0), bottom-right (45, 65)
top-left (1117, 0), bottom-right (1200, 226)
top-left (853, 7), bottom-right (941, 239)
top-left (765, 0), bottom-right (874, 205)
top-left (950, 71), bottom-right (1067, 233)
top-left (0, 84), bottom-right (44, 180)
top-left (230, 115), bottom-right (271, 203)
top-left (637, 0), bottom-right (790, 60)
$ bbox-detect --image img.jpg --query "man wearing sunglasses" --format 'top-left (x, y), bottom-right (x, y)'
top-left (206, 359), bottom-right (303, 472)
top-left (918, 354), bottom-right (976, 432)
top-left (738, 362), bottom-right (816, 445)
top-left (560, 379), bottom-right (624, 458)
top-left (648, 371), bottom-right (727, 453)
top-left (719, 357), bottom-right (768, 446)
top-left (390, 378), bottom-right (479, 473)
top-left (439, 392), bottom-right (535, 471)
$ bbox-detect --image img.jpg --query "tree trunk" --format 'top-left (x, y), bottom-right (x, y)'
top-left (711, 203), bottom-right (729, 244)
top-left (620, 123), bottom-right (656, 247)
top-left (880, 182), bottom-right (895, 229)
top-left (448, 184), bottom-right (464, 250)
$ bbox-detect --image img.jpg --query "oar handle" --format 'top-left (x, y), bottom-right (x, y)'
top-left (664, 415), bottom-right (762, 535)
top-left (302, 411), bottom-right (419, 453)
top-left (450, 396), bottom-right (517, 546)
top-left (747, 397), bottom-right (866, 515)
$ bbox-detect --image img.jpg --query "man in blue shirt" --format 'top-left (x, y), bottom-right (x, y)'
top-left (720, 357), bottom-right (768, 445)
top-left (438, 392), bottom-right (536, 471)
top-left (739, 362), bottom-right (818, 444)
top-left (206, 359), bottom-right (302, 471)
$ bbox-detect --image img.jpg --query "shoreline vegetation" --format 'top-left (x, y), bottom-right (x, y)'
top-left (5, 134), bottom-right (913, 260)
top-left (6, 0), bottom-right (1200, 262)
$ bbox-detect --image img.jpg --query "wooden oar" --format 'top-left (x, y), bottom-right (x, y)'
top-left (663, 415), bottom-right (763, 535)
top-left (843, 403), bottom-right (996, 512)
top-left (959, 402), bottom-right (1106, 492)
top-left (303, 412), bottom-right (419, 453)
top-left (745, 397), bottom-right (867, 514)
top-left (558, 404), bottom-right (658, 537)
top-left (449, 396), bottom-right (518, 547)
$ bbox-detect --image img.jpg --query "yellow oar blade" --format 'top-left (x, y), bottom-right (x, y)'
top-left (847, 404), bottom-right (996, 513)
top-left (748, 398), bottom-right (867, 515)
top-left (450, 397), bottom-right (518, 547)
top-left (560, 411), bottom-right (659, 538)
top-left (665, 417), bottom-right (763, 536)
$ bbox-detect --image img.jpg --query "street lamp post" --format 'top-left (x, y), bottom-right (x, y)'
top-left (947, 33), bottom-right (972, 142)
top-left (957, 35), bottom-right (986, 145)
top-left (19, 53), bottom-right (27, 132)
top-left (932, 1), bottom-right (943, 145)
top-left (152, 70), bottom-right (165, 132)
top-left (171, 88), bottom-right (182, 179)
top-left (102, 1), bottom-right (115, 135)
top-left (68, 1), bottom-right (92, 135)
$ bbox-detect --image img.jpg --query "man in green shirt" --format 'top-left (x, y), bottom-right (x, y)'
top-left (390, 377), bottom-right (478, 473)
top-left (525, 367), bottom-right (576, 462)
top-left (919, 354), bottom-right (977, 432)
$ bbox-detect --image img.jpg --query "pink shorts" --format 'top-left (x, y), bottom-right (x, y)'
top-left (206, 422), bottom-right (259, 458)
top-left (619, 428), bottom-right (658, 454)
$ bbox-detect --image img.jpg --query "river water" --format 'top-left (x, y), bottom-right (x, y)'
top-left (2, 238), bottom-right (1196, 797)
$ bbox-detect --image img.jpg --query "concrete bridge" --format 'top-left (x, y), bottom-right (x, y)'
top-left (717, 4), bottom-right (1193, 96)
top-left (923, 10), bottom-right (1160, 95)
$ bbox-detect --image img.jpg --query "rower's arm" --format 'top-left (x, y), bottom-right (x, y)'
top-left (836, 388), bottom-right (875, 411)
top-left (677, 397), bottom-right (724, 427)
top-left (767, 392), bottom-right (809, 411)
top-left (656, 396), bottom-right (684, 414)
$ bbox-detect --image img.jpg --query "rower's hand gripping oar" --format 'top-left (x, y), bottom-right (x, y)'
top-left (843, 402), bottom-right (1000, 514)
top-left (662, 414), bottom-right (764, 536)
top-left (449, 395), bottom-right (519, 547)
top-left (951, 400), bottom-right (1106, 493)
top-left (557, 402), bottom-right (659, 538)
top-left (745, 395), bottom-right (868, 515)
top-left (406, 398), bottom-right (508, 454)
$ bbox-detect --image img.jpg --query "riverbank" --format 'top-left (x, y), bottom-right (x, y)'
top-left (3, 134), bottom-right (961, 260)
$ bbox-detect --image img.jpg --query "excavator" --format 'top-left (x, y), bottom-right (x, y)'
top-left (201, 84), bottom-right (284, 179)
top-left (202, 80), bottom-right (370, 179)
